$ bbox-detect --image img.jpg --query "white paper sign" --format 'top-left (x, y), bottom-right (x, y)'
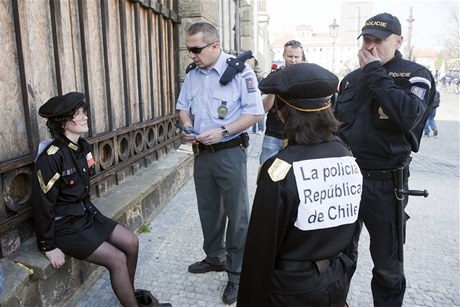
top-left (293, 156), bottom-right (362, 231)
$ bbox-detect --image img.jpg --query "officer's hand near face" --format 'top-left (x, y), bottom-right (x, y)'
top-left (358, 47), bottom-right (381, 69)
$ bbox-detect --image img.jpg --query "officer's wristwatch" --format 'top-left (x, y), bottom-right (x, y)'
top-left (221, 126), bottom-right (229, 138)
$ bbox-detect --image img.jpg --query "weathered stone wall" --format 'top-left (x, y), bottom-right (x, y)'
top-left (0, 0), bottom-right (181, 256)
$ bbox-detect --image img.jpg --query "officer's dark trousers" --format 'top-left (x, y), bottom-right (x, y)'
top-left (345, 176), bottom-right (408, 307)
top-left (193, 146), bottom-right (250, 284)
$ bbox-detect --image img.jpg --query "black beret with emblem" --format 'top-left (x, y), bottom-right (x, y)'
top-left (258, 63), bottom-right (338, 112)
top-left (39, 92), bottom-right (85, 118)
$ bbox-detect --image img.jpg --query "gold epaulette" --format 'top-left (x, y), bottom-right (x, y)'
top-left (68, 142), bottom-right (78, 151)
top-left (268, 158), bottom-right (291, 182)
top-left (46, 145), bottom-right (60, 155)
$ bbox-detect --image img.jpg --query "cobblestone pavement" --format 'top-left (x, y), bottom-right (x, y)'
top-left (78, 91), bottom-right (459, 307)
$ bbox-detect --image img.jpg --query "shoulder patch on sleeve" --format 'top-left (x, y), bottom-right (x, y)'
top-left (47, 145), bottom-right (60, 156)
top-left (268, 158), bottom-right (292, 182)
top-left (245, 77), bottom-right (257, 93)
top-left (410, 86), bottom-right (426, 100)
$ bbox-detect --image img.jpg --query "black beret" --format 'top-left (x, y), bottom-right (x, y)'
top-left (39, 92), bottom-right (85, 118)
top-left (258, 63), bottom-right (338, 112)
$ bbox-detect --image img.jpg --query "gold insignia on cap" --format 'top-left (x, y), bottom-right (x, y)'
top-left (37, 170), bottom-right (60, 193)
top-left (46, 145), bottom-right (60, 155)
top-left (277, 95), bottom-right (332, 112)
top-left (268, 158), bottom-right (292, 182)
top-left (68, 143), bottom-right (78, 151)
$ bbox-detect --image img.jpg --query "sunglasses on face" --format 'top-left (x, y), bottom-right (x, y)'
top-left (187, 41), bottom-right (216, 54)
top-left (284, 40), bottom-right (302, 48)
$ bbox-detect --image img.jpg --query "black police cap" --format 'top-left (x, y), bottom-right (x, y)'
top-left (358, 13), bottom-right (401, 40)
top-left (258, 63), bottom-right (338, 112)
top-left (39, 92), bottom-right (85, 118)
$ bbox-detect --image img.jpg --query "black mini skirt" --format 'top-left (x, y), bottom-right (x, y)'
top-left (54, 210), bottom-right (117, 260)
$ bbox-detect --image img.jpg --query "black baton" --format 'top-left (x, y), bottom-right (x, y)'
top-left (394, 166), bottom-right (429, 262)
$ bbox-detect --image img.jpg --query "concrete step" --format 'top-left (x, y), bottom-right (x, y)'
top-left (1, 150), bottom-right (194, 306)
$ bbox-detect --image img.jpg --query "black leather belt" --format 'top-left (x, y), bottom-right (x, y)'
top-left (361, 169), bottom-right (394, 181)
top-left (275, 253), bottom-right (341, 274)
top-left (194, 133), bottom-right (248, 152)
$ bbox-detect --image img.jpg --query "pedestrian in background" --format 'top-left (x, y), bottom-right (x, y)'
top-left (238, 63), bottom-right (362, 307)
top-left (335, 13), bottom-right (436, 307)
top-left (252, 65), bottom-right (266, 135)
top-left (176, 22), bottom-right (264, 305)
top-left (33, 92), bottom-right (171, 307)
top-left (424, 90), bottom-right (440, 137)
top-left (259, 40), bottom-right (305, 165)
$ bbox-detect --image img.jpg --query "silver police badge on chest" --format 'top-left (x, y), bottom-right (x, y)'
top-left (217, 102), bottom-right (228, 119)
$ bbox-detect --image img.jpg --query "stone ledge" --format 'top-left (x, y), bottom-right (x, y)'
top-left (1, 151), bottom-right (194, 306)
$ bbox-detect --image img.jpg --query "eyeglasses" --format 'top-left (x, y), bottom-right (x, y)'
top-left (72, 110), bottom-right (87, 121)
top-left (187, 41), bottom-right (216, 54)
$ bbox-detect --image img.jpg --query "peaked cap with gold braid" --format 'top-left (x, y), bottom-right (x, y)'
top-left (258, 63), bottom-right (338, 112)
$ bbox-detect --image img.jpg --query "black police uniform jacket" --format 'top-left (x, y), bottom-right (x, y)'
top-left (335, 50), bottom-right (436, 170)
top-left (32, 137), bottom-right (116, 259)
top-left (238, 138), bottom-right (356, 306)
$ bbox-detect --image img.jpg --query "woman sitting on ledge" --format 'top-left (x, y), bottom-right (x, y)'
top-left (32, 92), bottom-right (170, 307)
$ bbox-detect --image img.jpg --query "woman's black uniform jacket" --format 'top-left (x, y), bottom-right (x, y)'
top-left (238, 138), bottom-right (357, 306)
top-left (32, 137), bottom-right (104, 253)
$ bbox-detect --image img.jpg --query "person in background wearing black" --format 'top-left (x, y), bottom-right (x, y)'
top-left (335, 13), bottom-right (436, 307)
top-left (259, 40), bottom-right (305, 164)
top-left (33, 92), bottom-right (170, 307)
top-left (238, 63), bottom-right (362, 307)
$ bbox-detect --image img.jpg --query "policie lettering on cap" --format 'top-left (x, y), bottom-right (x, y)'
top-left (358, 12), bottom-right (402, 40)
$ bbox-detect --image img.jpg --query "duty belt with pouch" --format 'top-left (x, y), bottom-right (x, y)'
top-left (360, 169), bottom-right (394, 181)
top-left (192, 132), bottom-right (249, 156)
top-left (275, 253), bottom-right (342, 274)
top-left (360, 157), bottom-right (412, 181)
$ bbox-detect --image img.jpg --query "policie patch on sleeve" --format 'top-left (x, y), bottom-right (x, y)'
top-left (410, 86), bottom-right (426, 100)
top-left (245, 78), bottom-right (257, 93)
top-left (409, 76), bottom-right (431, 100)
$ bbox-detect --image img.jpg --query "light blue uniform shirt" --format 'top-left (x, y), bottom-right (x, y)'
top-left (176, 51), bottom-right (264, 141)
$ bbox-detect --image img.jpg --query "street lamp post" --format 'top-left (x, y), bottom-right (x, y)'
top-left (329, 18), bottom-right (339, 72)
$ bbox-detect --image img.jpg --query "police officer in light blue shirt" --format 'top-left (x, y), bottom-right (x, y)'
top-left (177, 45), bottom-right (263, 141)
top-left (176, 22), bottom-right (263, 305)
